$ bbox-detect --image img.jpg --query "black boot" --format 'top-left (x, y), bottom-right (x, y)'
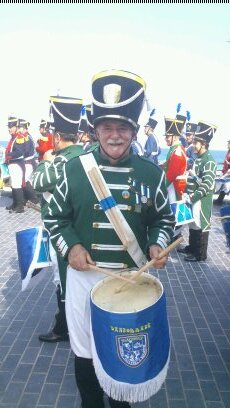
top-left (23, 181), bottom-right (39, 204)
top-left (75, 356), bottom-right (105, 408)
top-left (214, 191), bottom-right (225, 204)
top-left (52, 285), bottom-right (69, 336)
top-left (184, 230), bottom-right (209, 262)
top-left (108, 397), bottom-right (131, 408)
top-left (178, 228), bottom-right (197, 255)
top-left (13, 188), bottom-right (24, 213)
top-left (6, 188), bottom-right (16, 210)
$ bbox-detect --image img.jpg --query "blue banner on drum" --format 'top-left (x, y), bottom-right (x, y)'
top-left (16, 227), bottom-right (52, 291)
top-left (90, 290), bottom-right (170, 402)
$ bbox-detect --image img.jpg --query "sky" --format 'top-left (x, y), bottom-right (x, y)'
top-left (0, 3), bottom-right (229, 150)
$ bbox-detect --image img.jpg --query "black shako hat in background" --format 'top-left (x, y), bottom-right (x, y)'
top-left (186, 122), bottom-right (197, 134)
top-left (144, 108), bottom-right (158, 130)
top-left (85, 104), bottom-right (94, 135)
top-left (18, 119), bottom-right (30, 129)
top-left (194, 121), bottom-right (217, 143)
top-left (164, 117), bottom-right (185, 137)
top-left (7, 116), bottom-right (18, 128)
top-left (49, 96), bottom-right (83, 134)
top-left (92, 69), bottom-right (146, 129)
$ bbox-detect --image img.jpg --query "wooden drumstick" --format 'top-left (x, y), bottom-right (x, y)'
top-left (115, 236), bottom-right (184, 293)
top-left (87, 264), bottom-right (135, 284)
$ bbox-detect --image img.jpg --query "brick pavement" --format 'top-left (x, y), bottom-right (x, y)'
top-left (0, 191), bottom-right (229, 408)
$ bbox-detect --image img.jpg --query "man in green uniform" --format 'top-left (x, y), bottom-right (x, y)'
top-left (31, 95), bottom-right (84, 342)
top-left (178, 121), bottom-right (217, 262)
top-left (44, 70), bottom-right (175, 408)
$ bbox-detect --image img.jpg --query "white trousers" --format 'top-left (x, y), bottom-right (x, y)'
top-left (8, 163), bottom-right (23, 188)
top-left (65, 266), bottom-right (105, 358)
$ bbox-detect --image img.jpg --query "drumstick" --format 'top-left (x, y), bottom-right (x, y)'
top-left (216, 215), bottom-right (230, 220)
top-left (115, 236), bottom-right (184, 293)
top-left (88, 168), bottom-right (129, 248)
top-left (87, 264), bottom-right (135, 283)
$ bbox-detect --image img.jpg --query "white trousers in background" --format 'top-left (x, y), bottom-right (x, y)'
top-left (8, 163), bottom-right (23, 188)
top-left (25, 163), bottom-right (34, 183)
top-left (65, 266), bottom-right (105, 358)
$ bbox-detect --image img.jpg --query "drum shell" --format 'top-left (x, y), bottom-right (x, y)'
top-left (220, 205), bottom-right (230, 248)
top-left (90, 273), bottom-right (170, 385)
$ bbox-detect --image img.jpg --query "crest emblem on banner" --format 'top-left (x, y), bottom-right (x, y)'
top-left (116, 334), bottom-right (149, 367)
top-left (103, 84), bottom-right (121, 104)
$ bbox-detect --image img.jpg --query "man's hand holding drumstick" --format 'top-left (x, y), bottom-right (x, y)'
top-left (149, 245), bottom-right (168, 269)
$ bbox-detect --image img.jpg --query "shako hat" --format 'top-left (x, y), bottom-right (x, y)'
top-left (164, 117), bottom-right (185, 137)
top-left (49, 96), bottom-right (83, 134)
top-left (194, 121), bottom-right (217, 143)
top-left (7, 116), bottom-right (18, 128)
top-left (86, 104), bottom-right (94, 132)
top-left (144, 108), bottom-right (158, 130)
top-left (186, 122), bottom-right (197, 134)
top-left (18, 119), bottom-right (30, 129)
top-left (92, 69), bottom-right (146, 129)
top-left (39, 119), bottom-right (52, 130)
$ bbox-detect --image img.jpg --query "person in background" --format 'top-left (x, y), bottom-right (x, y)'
top-left (163, 116), bottom-right (187, 203)
top-left (143, 109), bottom-right (161, 164)
top-left (17, 119), bottom-right (39, 205)
top-left (43, 69), bottom-right (175, 408)
top-left (178, 122), bottom-right (217, 262)
top-left (185, 122), bottom-right (198, 170)
top-left (36, 119), bottom-right (54, 162)
top-left (78, 105), bottom-right (98, 152)
top-left (131, 124), bottom-right (144, 155)
top-left (31, 95), bottom-right (84, 343)
top-left (214, 139), bottom-right (230, 204)
top-left (5, 116), bottom-right (25, 213)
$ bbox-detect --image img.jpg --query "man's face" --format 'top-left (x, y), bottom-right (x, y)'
top-left (8, 126), bottom-right (17, 135)
top-left (95, 119), bottom-right (134, 163)
top-left (39, 127), bottom-right (46, 136)
top-left (19, 127), bottom-right (27, 134)
top-left (144, 126), bottom-right (150, 136)
top-left (165, 134), bottom-right (173, 146)
top-left (193, 140), bottom-right (203, 153)
top-left (186, 133), bottom-right (193, 145)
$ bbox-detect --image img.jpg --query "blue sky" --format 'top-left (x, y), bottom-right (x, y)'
top-left (0, 4), bottom-right (229, 149)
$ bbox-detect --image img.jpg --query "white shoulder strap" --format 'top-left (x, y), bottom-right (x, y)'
top-left (80, 153), bottom-right (147, 267)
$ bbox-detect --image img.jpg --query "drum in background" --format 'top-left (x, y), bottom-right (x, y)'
top-left (16, 226), bottom-right (52, 291)
top-left (170, 200), bottom-right (194, 226)
top-left (90, 271), bottom-right (170, 403)
top-left (220, 205), bottom-right (230, 248)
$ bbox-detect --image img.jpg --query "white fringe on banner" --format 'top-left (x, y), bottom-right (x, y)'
top-left (90, 327), bottom-right (170, 403)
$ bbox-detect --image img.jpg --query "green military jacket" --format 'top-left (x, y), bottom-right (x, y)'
top-left (44, 148), bottom-right (175, 271)
top-left (31, 144), bottom-right (85, 298)
top-left (186, 150), bottom-right (217, 231)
